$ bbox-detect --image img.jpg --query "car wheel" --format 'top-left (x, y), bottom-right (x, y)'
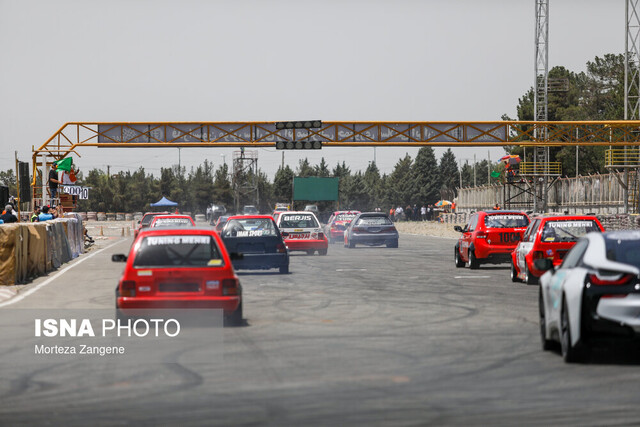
top-left (510, 260), bottom-right (520, 282)
top-left (307, 250), bottom-right (315, 255)
top-left (525, 264), bottom-right (538, 285)
top-left (318, 248), bottom-right (328, 256)
top-left (455, 246), bottom-right (465, 268)
top-left (560, 297), bottom-right (585, 363)
top-left (539, 288), bottom-right (554, 351)
top-left (386, 240), bottom-right (398, 248)
top-left (348, 239), bottom-right (355, 248)
top-left (468, 250), bottom-right (479, 269)
top-left (279, 264), bottom-right (289, 274)
top-left (224, 301), bottom-right (243, 327)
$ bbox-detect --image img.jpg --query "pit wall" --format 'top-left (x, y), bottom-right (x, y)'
top-left (0, 214), bottom-right (84, 286)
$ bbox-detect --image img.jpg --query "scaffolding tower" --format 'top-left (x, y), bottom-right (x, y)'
top-left (232, 149), bottom-right (259, 214)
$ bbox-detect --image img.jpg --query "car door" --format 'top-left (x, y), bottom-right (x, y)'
top-left (517, 219), bottom-right (540, 274)
top-left (546, 239), bottom-right (589, 326)
top-left (461, 214), bottom-right (477, 261)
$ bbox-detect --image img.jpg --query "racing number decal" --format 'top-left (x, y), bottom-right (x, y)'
top-left (498, 232), bottom-right (520, 243)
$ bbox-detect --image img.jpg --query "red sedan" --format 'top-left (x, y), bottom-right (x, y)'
top-left (112, 228), bottom-right (242, 325)
top-left (511, 214), bottom-right (604, 284)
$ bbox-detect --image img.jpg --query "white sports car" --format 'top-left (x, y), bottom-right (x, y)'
top-left (538, 230), bottom-right (640, 362)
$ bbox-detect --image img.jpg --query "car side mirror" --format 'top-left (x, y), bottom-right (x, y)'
top-left (454, 225), bottom-right (463, 232)
top-left (111, 254), bottom-right (127, 262)
top-left (533, 258), bottom-right (554, 272)
top-left (230, 252), bottom-right (244, 260)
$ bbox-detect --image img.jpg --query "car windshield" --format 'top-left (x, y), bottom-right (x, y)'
top-left (133, 235), bottom-right (223, 267)
top-left (484, 214), bottom-right (529, 229)
top-left (356, 216), bottom-right (392, 226)
top-left (222, 218), bottom-right (278, 237)
top-left (279, 214), bottom-right (319, 228)
top-left (151, 217), bottom-right (193, 227)
top-left (541, 220), bottom-right (601, 243)
top-left (335, 214), bottom-right (357, 222)
top-left (605, 232), bottom-right (640, 269)
top-left (243, 206), bottom-right (259, 214)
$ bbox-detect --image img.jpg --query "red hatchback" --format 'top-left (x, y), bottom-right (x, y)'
top-left (134, 211), bottom-right (170, 238)
top-left (455, 210), bottom-right (530, 269)
top-left (511, 215), bottom-right (604, 284)
top-left (149, 214), bottom-right (195, 228)
top-left (324, 210), bottom-right (360, 243)
top-left (112, 228), bottom-right (242, 325)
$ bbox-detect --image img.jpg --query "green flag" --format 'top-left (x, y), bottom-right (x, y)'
top-left (490, 171), bottom-right (501, 179)
top-left (53, 157), bottom-right (72, 172)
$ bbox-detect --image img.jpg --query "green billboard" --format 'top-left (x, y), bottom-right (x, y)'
top-left (292, 177), bottom-right (339, 201)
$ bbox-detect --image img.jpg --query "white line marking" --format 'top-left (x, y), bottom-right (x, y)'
top-left (336, 268), bottom-right (367, 272)
top-left (0, 240), bottom-right (123, 308)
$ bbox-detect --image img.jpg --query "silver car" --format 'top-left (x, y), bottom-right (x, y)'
top-left (344, 212), bottom-right (398, 248)
top-left (538, 230), bottom-right (640, 362)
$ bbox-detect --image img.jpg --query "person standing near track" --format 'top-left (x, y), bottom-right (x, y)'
top-left (49, 163), bottom-right (61, 201)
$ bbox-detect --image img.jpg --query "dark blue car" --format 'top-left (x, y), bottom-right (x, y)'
top-left (220, 215), bottom-right (290, 273)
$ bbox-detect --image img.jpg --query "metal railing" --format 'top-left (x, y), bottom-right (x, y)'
top-left (519, 162), bottom-right (562, 175)
top-left (605, 148), bottom-right (640, 167)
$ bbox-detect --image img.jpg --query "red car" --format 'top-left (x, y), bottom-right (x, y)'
top-left (134, 211), bottom-right (170, 238)
top-left (511, 214), bottom-right (604, 284)
top-left (149, 214), bottom-right (195, 228)
top-left (276, 211), bottom-right (328, 255)
top-left (324, 210), bottom-right (360, 243)
top-left (455, 210), bottom-right (530, 269)
top-left (112, 227), bottom-right (242, 325)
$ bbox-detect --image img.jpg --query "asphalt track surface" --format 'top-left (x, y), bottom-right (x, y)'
top-left (2, 233), bottom-right (640, 426)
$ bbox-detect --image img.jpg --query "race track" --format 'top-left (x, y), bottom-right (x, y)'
top-left (1, 233), bottom-right (639, 426)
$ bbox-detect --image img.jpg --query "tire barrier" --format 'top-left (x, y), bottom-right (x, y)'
top-left (106, 213), bottom-right (116, 221)
top-left (87, 211), bottom-right (97, 221)
top-left (124, 213), bottom-right (133, 221)
top-left (97, 212), bottom-right (106, 221)
top-left (195, 214), bottom-right (206, 222)
top-left (0, 216), bottom-right (84, 286)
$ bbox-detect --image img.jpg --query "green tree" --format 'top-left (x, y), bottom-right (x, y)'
top-left (439, 149), bottom-right (459, 200)
top-left (212, 164), bottom-right (233, 209)
top-left (273, 165), bottom-right (294, 203)
top-left (411, 147), bottom-right (440, 204)
top-left (385, 154), bottom-right (413, 207)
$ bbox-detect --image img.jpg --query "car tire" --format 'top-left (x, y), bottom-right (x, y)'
top-left (348, 239), bottom-right (355, 248)
top-left (386, 240), bottom-right (398, 248)
top-left (279, 264), bottom-right (289, 274)
top-left (455, 246), bottom-right (465, 268)
top-left (539, 288), bottom-right (554, 351)
top-left (510, 261), bottom-right (520, 282)
top-left (225, 301), bottom-right (243, 327)
top-left (307, 250), bottom-right (315, 255)
top-left (468, 250), bottom-right (479, 269)
top-left (560, 297), bottom-right (586, 363)
top-left (318, 248), bottom-right (328, 256)
top-left (525, 264), bottom-right (538, 285)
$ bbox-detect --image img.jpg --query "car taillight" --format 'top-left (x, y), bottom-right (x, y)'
top-left (276, 243), bottom-right (287, 253)
top-left (311, 232), bottom-right (318, 239)
top-left (354, 227), bottom-right (365, 232)
top-left (223, 278), bottom-right (239, 295)
top-left (476, 231), bottom-right (487, 239)
top-left (383, 226), bottom-right (396, 233)
top-left (317, 232), bottom-right (324, 240)
top-left (587, 273), bottom-right (634, 286)
top-left (121, 280), bottom-right (136, 297)
top-left (532, 251), bottom-right (544, 260)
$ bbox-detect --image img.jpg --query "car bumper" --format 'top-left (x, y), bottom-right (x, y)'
top-left (232, 252), bottom-right (288, 270)
top-left (583, 285), bottom-right (640, 339)
top-left (351, 233), bottom-right (398, 245)
top-left (117, 296), bottom-right (240, 314)
top-left (285, 239), bottom-right (328, 251)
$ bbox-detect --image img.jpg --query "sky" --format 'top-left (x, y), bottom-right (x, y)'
top-left (0, 0), bottom-right (624, 180)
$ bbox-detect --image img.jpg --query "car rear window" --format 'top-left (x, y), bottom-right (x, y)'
top-left (133, 235), bottom-right (223, 267)
top-left (605, 232), bottom-right (640, 269)
top-left (540, 220), bottom-right (601, 243)
top-left (279, 214), bottom-right (319, 228)
top-left (151, 217), bottom-right (194, 227)
top-left (222, 218), bottom-right (278, 237)
top-left (484, 214), bottom-right (529, 229)
top-left (356, 216), bottom-right (392, 226)
top-left (141, 214), bottom-right (163, 226)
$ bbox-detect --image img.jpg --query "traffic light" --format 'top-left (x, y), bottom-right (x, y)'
top-left (275, 141), bottom-right (323, 150)
top-left (275, 120), bottom-right (322, 130)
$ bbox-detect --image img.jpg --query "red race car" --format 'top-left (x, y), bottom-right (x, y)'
top-left (112, 227), bottom-right (242, 325)
top-left (134, 211), bottom-right (170, 238)
top-left (511, 214), bottom-right (604, 284)
top-left (455, 210), bottom-right (530, 269)
top-left (276, 211), bottom-right (328, 255)
top-left (149, 214), bottom-right (195, 228)
top-left (324, 210), bottom-right (360, 243)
